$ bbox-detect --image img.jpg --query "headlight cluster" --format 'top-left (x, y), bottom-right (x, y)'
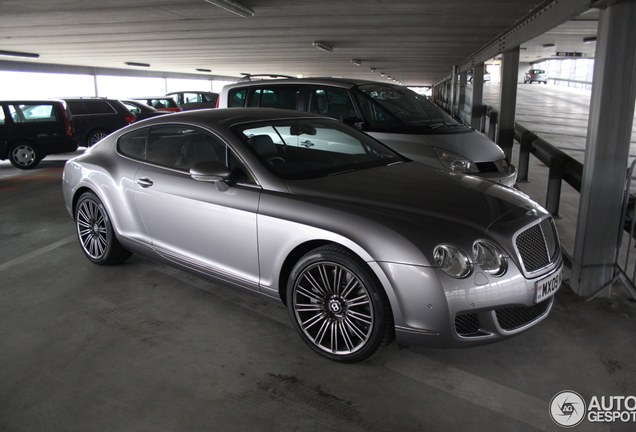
top-left (434, 148), bottom-right (479, 173)
top-left (434, 241), bottom-right (507, 279)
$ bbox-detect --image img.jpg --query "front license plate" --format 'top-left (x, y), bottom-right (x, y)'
top-left (535, 266), bottom-right (562, 303)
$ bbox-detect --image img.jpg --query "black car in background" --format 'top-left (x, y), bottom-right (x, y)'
top-left (0, 100), bottom-right (78, 169)
top-left (166, 91), bottom-right (219, 110)
top-left (62, 98), bottom-right (136, 147)
top-left (121, 99), bottom-right (169, 121)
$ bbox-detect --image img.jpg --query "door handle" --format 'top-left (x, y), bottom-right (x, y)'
top-left (301, 140), bottom-right (314, 147)
top-left (137, 178), bottom-right (153, 188)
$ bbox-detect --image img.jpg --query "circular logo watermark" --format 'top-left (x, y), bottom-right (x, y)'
top-left (550, 391), bottom-right (587, 428)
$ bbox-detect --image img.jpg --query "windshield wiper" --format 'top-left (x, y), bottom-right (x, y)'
top-left (427, 123), bottom-right (465, 129)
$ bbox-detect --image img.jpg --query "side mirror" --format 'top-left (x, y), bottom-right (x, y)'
top-left (190, 161), bottom-right (231, 191)
top-left (343, 116), bottom-right (366, 131)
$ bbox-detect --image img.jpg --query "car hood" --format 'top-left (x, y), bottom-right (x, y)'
top-left (369, 128), bottom-right (505, 165)
top-left (285, 161), bottom-right (538, 235)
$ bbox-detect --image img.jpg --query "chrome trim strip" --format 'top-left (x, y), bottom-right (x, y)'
top-left (395, 325), bottom-right (440, 336)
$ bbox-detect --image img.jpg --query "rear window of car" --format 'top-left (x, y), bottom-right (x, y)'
top-left (83, 100), bottom-right (117, 114)
top-left (7, 104), bottom-right (59, 123)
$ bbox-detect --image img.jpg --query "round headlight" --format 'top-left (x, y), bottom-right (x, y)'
top-left (434, 244), bottom-right (472, 278)
top-left (473, 241), bottom-right (507, 277)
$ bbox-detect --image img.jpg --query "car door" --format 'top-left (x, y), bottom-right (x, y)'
top-left (133, 124), bottom-right (261, 290)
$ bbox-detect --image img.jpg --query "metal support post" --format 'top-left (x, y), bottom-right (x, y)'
top-left (571, 0), bottom-right (636, 297)
top-left (497, 47), bottom-right (520, 161)
top-left (470, 64), bottom-right (484, 130)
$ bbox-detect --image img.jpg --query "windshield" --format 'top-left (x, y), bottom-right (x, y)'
top-left (355, 83), bottom-right (459, 129)
top-left (233, 118), bottom-right (404, 180)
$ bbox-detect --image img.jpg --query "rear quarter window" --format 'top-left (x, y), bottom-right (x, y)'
top-left (83, 100), bottom-right (117, 114)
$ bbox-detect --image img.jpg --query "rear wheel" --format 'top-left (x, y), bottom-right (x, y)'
top-left (9, 143), bottom-right (41, 169)
top-left (287, 245), bottom-right (393, 363)
top-left (75, 192), bottom-right (132, 265)
top-left (87, 129), bottom-right (108, 147)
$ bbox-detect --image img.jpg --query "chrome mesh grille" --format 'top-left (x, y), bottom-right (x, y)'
top-left (495, 297), bottom-right (553, 331)
top-left (516, 218), bottom-right (560, 273)
top-left (455, 313), bottom-right (480, 336)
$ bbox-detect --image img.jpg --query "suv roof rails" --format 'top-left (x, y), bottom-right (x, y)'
top-left (238, 73), bottom-right (295, 82)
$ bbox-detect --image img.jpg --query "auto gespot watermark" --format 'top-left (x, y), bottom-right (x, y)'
top-left (550, 390), bottom-right (636, 428)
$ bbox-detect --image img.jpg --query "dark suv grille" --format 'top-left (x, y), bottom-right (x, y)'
top-left (516, 218), bottom-right (559, 273)
top-left (495, 297), bottom-right (553, 331)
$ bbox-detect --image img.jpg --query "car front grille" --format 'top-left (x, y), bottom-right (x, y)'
top-left (515, 218), bottom-right (560, 273)
top-left (455, 313), bottom-right (480, 336)
top-left (475, 161), bottom-right (498, 173)
top-left (495, 297), bottom-right (553, 331)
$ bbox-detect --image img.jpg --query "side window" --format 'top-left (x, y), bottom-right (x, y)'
top-left (65, 100), bottom-right (89, 115)
top-left (145, 125), bottom-right (225, 172)
top-left (228, 88), bottom-right (247, 107)
top-left (183, 93), bottom-right (201, 103)
top-left (247, 86), bottom-right (300, 109)
top-left (307, 87), bottom-right (358, 121)
top-left (0, 106), bottom-right (5, 125)
top-left (84, 101), bottom-right (116, 114)
top-left (7, 104), bottom-right (57, 123)
top-left (118, 128), bottom-right (148, 160)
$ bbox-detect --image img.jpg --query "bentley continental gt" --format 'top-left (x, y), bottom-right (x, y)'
top-left (62, 108), bottom-right (562, 362)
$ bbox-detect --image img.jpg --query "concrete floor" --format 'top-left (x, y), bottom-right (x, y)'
top-left (2, 87), bottom-right (636, 431)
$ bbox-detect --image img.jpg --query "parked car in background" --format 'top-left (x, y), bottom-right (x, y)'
top-left (62, 98), bottom-right (135, 147)
top-left (467, 69), bottom-right (491, 83)
top-left (62, 108), bottom-right (562, 363)
top-left (130, 96), bottom-right (181, 112)
top-left (166, 91), bottom-right (219, 111)
top-left (1, 99), bottom-right (78, 169)
top-left (524, 69), bottom-right (548, 84)
top-left (121, 99), bottom-right (169, 121)
top-left (219, 77), bottom-right (516, 186)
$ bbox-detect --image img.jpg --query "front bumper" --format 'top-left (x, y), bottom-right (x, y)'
top-left (376, 255), bottom-right (562, 348)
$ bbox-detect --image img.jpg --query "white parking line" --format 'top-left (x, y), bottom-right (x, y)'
top-left (384, 350), bottom-right (607, 432)
top-left (0, 235), bottom-right (75, 273)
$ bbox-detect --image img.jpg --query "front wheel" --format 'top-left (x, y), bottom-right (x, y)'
top-left (286, 245), bottom-right (394, 363)
top-left (9, 143), bottom-right (41, 169)
top-left (75, 192), bottom-right (132, 265)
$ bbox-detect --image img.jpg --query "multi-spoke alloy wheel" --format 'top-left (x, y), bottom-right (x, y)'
top-left (287, 245), bottom-right (393, 363)
top-left (75, 192), bottom-right (132, 265)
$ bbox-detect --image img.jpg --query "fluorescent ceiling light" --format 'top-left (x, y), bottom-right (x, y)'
top-left (125, 62), bottom-right (150, 67)
top-left (351, 59), bottom-right (362, 66)
top-left (583, 37), bottom-right (597, 44)
top-left (313, 41), bottom-right (333, 52)
top-left (542, 43), bottom-right (555, 48)
top-left (196, 68), bottom-right (212, 72)
top-left (0, 50), bottom-right (40, 59)
top-left (204, 0), bottom-right (254, 18)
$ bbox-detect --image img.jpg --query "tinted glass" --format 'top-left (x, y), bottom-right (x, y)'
top-left (233, 118), bottom-right (403, 180)
top-left (84, 100), bottom-right (116, 114)
top-left (247, 86), bottom-right (300, 109)
top-left (66, 100), bottom-right (89, 115)
top-left (118, 128), bottom-right (147, 160)
top-left (228, 88), bottom-right (247, 107)
top-left (355, 84), bottom-right (456, 129)
top-left (307, 86), bottom-right (358, 121)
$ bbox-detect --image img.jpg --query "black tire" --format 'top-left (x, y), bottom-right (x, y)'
top-left (9, 142), bottom-right (41, 169)
top-left (75, 192), bottom-right (132, 265)
top-left (86, 129), bottom-right (109, 147)
top-left (286, 245), bottom-right (394, 363)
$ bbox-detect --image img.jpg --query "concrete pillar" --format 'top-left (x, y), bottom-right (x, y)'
top-left (450, 65), bottom-right (459, 117)
top-left (458, 70), bottom-right (467, 122)
top-left (497, 47), bottom-right (520, 160)
top-left (470, 64), bottom-right (485, 130)
top-left (571, 0), bottom-right (636, 296)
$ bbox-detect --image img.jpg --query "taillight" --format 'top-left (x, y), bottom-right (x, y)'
top-left (125, 114), bottom-right (136, 124)
top-left (63, 111), bottom-right (73, 136)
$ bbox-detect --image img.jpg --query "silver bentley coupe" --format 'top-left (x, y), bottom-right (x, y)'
top-left (62, 108), bottom-right (562, 363)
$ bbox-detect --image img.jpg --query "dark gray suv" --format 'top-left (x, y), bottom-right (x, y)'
top-left (1, 100), bottom-right (78, 169)
top-left (62, 98), bottom-right (136, 147)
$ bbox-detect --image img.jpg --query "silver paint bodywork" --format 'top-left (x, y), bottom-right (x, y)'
top-left (62, 108), bottom-right (561, 348)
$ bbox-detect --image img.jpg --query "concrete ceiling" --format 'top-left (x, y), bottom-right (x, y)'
top-left (0, 0), bottom-right (599, 86)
